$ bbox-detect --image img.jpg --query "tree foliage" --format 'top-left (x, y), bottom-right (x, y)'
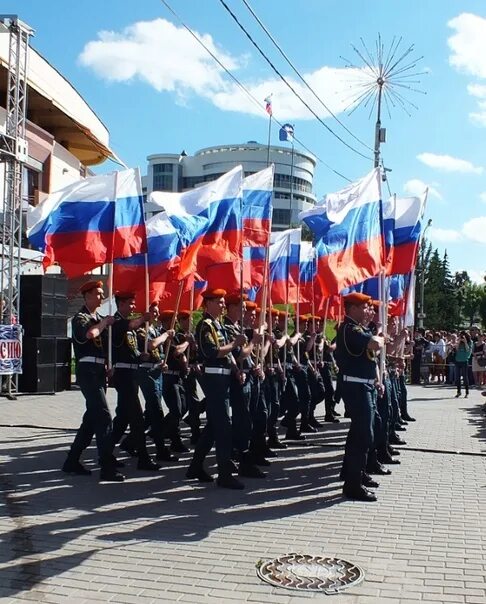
top-left (416, 241), bottom-right (486, 329)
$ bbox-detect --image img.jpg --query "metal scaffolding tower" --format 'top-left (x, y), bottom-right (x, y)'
top-left (0, 15), bottom-right (34, 397)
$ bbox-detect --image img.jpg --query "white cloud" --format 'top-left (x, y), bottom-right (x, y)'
top-left (467, 83), bottom-right (486, 98)
top-left (403, 178), bottom-right (442, 201)
top-left (462, 216), bottom-right (486, 243)
top-left (448, 14), bottom-right (486, 127)
top-left (448, 13), bottom-right (486, 78)
top-left (417, 152), bottom-right (483, 174)
top-left (79, 18), bottom-right (367, 120)
top-left (479, 192), bottom-right (486, 203)
top-left (429, 227), bottom-right (462, 243)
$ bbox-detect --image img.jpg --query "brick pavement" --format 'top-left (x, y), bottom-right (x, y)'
top-left (0, 385), bottom-right (485, 604)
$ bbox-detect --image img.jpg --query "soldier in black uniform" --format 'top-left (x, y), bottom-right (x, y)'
top-left (265, 309), bottom-right (287, 450)
top-left (280, 315), bottom-right (305, 441)
top-left (159, 310), bottom-right (190, 453)
top-left (111, 292), bottom-right (160, 471)
top-left (186, 288), bottom-right (248, 489)
top-left (317, 326), bottom-right (340, 423)
top-left (135, 302), bottom-right (178, 462)
top-left (62, 280), bottom-right (123, 482)
top-left (335, 292), bottom-right (384, 502)
top-left (223, 294), bottom-right (265, 478)
top-left (292, 315), bottom-right (313, 434)
top-left (177, 310), bottom-right (204, 445)
top-left (304, 316), bottom-right (326, 428)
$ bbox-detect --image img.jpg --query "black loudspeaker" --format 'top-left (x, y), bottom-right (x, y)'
top-left (20, 275), bottom-right (68, 337)
top-left (55, 337), bottom-right (72, 391)
top-left (18, 364), bottom-right (56, 393)
top-left (18, 336), bottom-right (72, 393)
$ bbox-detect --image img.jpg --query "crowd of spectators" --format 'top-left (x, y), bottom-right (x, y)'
top-left (409, 325), bottom-right (486, 397)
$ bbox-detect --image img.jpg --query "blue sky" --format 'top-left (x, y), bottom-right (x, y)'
top-left (9, 0), bottom-right (486, 280)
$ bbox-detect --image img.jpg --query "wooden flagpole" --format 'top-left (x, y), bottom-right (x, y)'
top-left (107, 169), bottom-right (119, 370)
top-left (144, 252), bottom-right (150, 353)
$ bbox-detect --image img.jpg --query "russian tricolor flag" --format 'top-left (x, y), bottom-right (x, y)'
top-left (267, 228), bottom-right (301, 304)
top-left (300, 168), bottom-right (385, 296)
top-left (241, 166), bottom-right (274, 291)
top-left (27, 169), bottom-right (146, 278)
top-left (383, 193), bottom-right (426, 276)
top-left (150, 166), bottom-right (243, 281)
top-left (242, 166), bottom-right (273, 247)
top-left (299, 241), bottom-right (316, 304)
top-left (113, 210), bottom-right (181, 308)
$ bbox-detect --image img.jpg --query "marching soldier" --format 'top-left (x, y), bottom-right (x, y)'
top-left (135, 302), bottom-right (178, 462)
top-left (186, 289), bottom-right (248, 489)
top-left (177, 309), bottom-right (204, 445)
top-left (111, 292), bottom-right (160, 471)
top-left (265, 309), bottom-right (287, 450)
top-left (62, 280), bottom-right (124, 482)
top-left (223, 294), bottom-right (265, 478)
top-left (159, 310), bottom-right (190, 453)
top-left (335, 292), bottom-right (384, 502)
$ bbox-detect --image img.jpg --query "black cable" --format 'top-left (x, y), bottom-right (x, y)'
top-left (240, 0), bottom-right (373, 153)
top-left (217, 0), bottom-right (373, 162)
top-left (159, 0), bottom-right (352, 182)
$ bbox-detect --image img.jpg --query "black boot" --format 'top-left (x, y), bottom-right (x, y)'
top-left (62, 456), bottom-right (91, 476)
top-left (285, 418), bottom-right (305, 441)
top-left (217, 474), bottom-right (245, 490)
top-left (186, 462), bottom-right (213, 482)
top-left (156, 445), bottom-right (179, 462)
top-left (343, 484), bottom-right (377, 501)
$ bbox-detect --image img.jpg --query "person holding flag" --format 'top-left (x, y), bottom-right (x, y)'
top-left (186, 289), bottom-right (248, 490)
top-left (335, 293), bottom-right (385, 502)
top-left (62, 280), bottom-right (124, 482)
top-left (111, 292), bottom-right (161, 472)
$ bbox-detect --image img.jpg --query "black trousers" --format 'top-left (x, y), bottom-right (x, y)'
top-left (230, 376), bottom-right (252, 454)
top-left (137, 367), bottom-right (165, 449)
top-left (191, 373), bottom-right (233, 476)
top-left (112, 369), bottom-right (150, 461)
top-left (162, 375), bottom-right (186, 441)
top-left (68, 363), bottom-right (114, 468)
top-left (455, 361), bottom-right (469, 394)
top-left (341, 382), bottom-right (376, 489)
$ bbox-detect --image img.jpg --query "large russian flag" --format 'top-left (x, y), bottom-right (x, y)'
top-left (27, 169), bottom-right (146, 278)
top-left (242, 166), bottom-right (273, 247)
top-left (113, 210), bottom-right (181, 308)
top-left (299, 241), bottom-right (316, 304)
top-left (150, 166), bottom-right (243, 281)
top-left (383, 194), bottom-right (426, 276)
top-left (300, 168), bottom-right (385, 296)
top-left (267, 228), bottom-right (301, 304)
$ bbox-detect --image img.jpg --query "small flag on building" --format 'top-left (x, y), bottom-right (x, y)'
top-left (279, 123), bottom-right (294, 142)
top-left (264, 94), bottom-right (273, 116)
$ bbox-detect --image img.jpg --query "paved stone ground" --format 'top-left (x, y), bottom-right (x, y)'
top-left (0, 384), bottom-right (485, 604)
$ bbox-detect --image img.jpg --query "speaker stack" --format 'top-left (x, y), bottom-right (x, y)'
top-left (18, 275), bottom-right (72, 393)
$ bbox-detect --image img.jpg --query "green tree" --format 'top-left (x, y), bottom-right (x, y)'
top-left (462, 282), bottom-right (483, 325)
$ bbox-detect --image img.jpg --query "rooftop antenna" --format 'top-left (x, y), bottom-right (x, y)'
top-left (341, 34), bottom-right (427, 168)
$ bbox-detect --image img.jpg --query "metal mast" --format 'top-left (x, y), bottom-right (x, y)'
top-left (0, 15), bottom-right (34, 396)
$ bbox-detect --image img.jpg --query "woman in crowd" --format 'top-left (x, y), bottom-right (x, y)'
top-left (454, 331), bottom-right (473, 398)
top-left (471, 331), bottom-right (486, 388)
top-left (429, 331), bottom-right (447, 383)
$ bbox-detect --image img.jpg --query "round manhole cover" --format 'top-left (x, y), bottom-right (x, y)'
top-left (256, 553), bottom-right (364, 593)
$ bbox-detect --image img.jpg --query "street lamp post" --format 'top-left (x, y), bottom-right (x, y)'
top-left (418, 219), bottom-right (432, 329)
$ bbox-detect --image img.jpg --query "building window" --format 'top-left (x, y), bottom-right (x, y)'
top-left (153, 163), bottom-right (174, 174)
top-left (274, 173), bottom-right (312, 193)
top-left (153, 174), bottom-right (173, 191)
top-left (273, 209), bottom-right (291, 225)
